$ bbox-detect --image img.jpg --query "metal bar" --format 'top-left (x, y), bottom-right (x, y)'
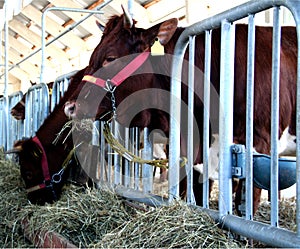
top-left (124, 127), bottom-right (130, 187)
top-left (100, 121), bottom-right (106, 182)
top-left (218, 20), bottom-right (235, 217)
top-left (0, 0), bottom-right (112, 80)
top-left (220, 214), bottom-right (300, 248)
top-left (106, 122), bottom-right (112, 185)
top-left (113, 121), bottom-right (121, 185)
top-left (134, 127), bottom-right (140, 190)
top-left (4, 1), bottom-right (8, 97)
top-left (245, 14), bottom-right (255, 220)
top-left (203, 30), bottom-right (212, 208)
top-left (142, 127), bottom-right (153, 193)
top-left (186, 35), bottom-right (195, 204)
top-left (169, 37), bottom-right (187, 202)
top-left (40, 7), bottom-right (105, 83)
top-left (294, 3), bottom-right (300, 237)
top-left (270, 6), bottom-right (281, 227)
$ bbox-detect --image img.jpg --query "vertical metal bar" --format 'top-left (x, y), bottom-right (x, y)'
top-left (169, 48), bottom-right (185, 202)
top-left (142, 127), bottom-right (153, 193)
top-left (4, 1), bottom-right (9, 151)
top-left (40, 7), bottom-right (105, 83)
top-left (100, 121), bottom-right (106, 182)
top-left (92, 120), bottom-right (100, 181)
top-left (114, 121), bottom-right (121, 185)
top-left (296, 13), bottom-right (300, 239)
top-left (134, 127), bottom-right (140, 190)
top-left (124, 127), bottom-right (130, 188)
top-left (4, 1), bottom-right (8, 97)
top-left (270, 6), bottom-right (281, 227)
top-left (218, 20), bottom-right (235, 217)
top-left (187, 35), bottom-right (195, 204)
top-left (106, 122), bottom-right (112, 185)
top-left (203, 30), bottom-right (212, 208)
top-left (245, 14), bottom-right (255, 221)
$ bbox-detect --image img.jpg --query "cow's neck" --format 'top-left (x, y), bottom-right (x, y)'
top-left (35, 104), bottom-right (70, 146)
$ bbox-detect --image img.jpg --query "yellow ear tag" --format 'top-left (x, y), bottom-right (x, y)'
top-left (151, 38), bottom-right (164, 56)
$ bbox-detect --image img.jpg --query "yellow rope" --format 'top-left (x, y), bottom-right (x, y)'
top-left (103, 123), bottom-right (187, 169)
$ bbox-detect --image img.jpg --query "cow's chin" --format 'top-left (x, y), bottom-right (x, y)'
top-left (27, 187), bottom-right (61, 205)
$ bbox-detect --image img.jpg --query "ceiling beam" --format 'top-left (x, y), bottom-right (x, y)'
top-left (7, 35), bottom-right (57, 69)
top-left (9, 19), bottom-right (69, 63)
top-left (48, 0), bottom-right (102, 37)
top-left (0, 59), bottom-right (30, 81)
top-left (7, 49), bottom-right (41, 77)
top-left (22, 4), bottom-right (87, 53)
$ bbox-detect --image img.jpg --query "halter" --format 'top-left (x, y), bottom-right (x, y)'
top-left (82, 51), bottom-right (150, 117)
top-left (26, 136), bottom-right (65, 200)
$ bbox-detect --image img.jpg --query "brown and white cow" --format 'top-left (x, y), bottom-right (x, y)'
top-left (64, 11), bottom-right (297, 213)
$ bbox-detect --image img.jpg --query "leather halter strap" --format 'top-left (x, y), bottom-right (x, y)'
top-left (82, 52), bottom-right (150, 88)
top-left (26, 136), bottom-right (51, 193)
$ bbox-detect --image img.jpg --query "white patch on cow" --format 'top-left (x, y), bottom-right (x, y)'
top-left (153, 143), bottom-right (167, 159)
top-left (194, 134), bottom-right (219, 180)
top-left (278, 126), bottom-right (296, 156)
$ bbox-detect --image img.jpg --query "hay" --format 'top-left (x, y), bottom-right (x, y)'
top-left (0, 148), bottom-right (296, 248)
top-left (17, 185), bottom-right (135, 247)
top-left (91, 202), bottom-right (244, 248)
top-left (0, 149), bottom-right (33, 248)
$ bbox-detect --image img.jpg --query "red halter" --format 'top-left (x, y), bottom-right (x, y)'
top-left (26, 136), bottom-right (51, 193)
top-left (82, 51), bottom-right (150, 89)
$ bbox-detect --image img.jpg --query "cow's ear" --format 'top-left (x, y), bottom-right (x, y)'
top-left (96, 20), bottom-right (105, 32)
top-left (157, 18), bottom-right (178, 45)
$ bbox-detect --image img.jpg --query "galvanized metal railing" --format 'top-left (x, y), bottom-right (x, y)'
top-left (169, 0), bottom-right (300, 247)
top-left (6, 91), bottom-right (24, 150)
top-left (51, 70), bottom-right (78, 111)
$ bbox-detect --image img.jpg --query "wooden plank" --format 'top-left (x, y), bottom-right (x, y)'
top-left (9, 19), bottom-right (69, 63)
top-left (22, 4), bottom-right (87, 52)
top-left (7, 35), bottom-right (56, 69)
top-left (0, 60), bottom-right (30, 81)
top-left (49, 0), bottom-right (101, 37)
top-left (22, 219), bottom-right (77, 248)
top-left (8, 49), bottom-right (40, 77)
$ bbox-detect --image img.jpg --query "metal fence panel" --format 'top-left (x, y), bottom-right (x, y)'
top-left (7, 91), bottom-right (24, 150)
top-left (170, 0), bottom-right (300, 246)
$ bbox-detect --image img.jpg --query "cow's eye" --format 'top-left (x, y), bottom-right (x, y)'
top-left (25, 171), bottom-right (33, 180)
top-left (103, 56), bottom-right (117, 66)
top-left (106, 57), bottom-right (116, 62)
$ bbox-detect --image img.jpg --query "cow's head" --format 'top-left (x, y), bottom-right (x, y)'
top-left (10, 134), bottom-right (83, 205)
top-left (11, 95), bottom-right (26, 120)
top-left (64, 8), bottom-right (178, 127)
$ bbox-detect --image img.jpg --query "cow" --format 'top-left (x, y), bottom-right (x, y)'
top-left (64, 10), bottom-right (297, 214)
top-left (10, 81), bottom-right (54, 120)
top-left (9, 67), bottom-right (99, 205)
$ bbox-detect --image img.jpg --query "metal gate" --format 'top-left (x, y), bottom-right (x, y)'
top-left (169, 0), bottom-right (300, 247)
top-left (7, 91), bottom-right (24, 150)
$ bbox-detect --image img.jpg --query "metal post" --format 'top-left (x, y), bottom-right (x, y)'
top-left (270, 6), bottom-right (281, 227)
top-left (245, 14), bottom-right (255, 220)
top-left (203, 30), bottom-right (212, 208)
top-left (218, 20), bottom-right (235, 217)
top-left (40, 7), bottom-right (106, 83)
top-left (142, 127), bottom-right (153, 193)
top-left (186, 35), bottom-right (195, 204)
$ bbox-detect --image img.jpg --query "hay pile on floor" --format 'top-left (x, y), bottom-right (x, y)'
top-left (91, 202), bottom-right (244, 248)
top-left (18, 185), bottom-right (135, 247)
top-left (0, 149), bottom-right (244, 248)
top-left (0, 150), bottom-right (33, 248)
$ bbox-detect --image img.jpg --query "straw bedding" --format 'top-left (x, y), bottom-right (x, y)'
top-left (0, 148), bottom-right (296, 248)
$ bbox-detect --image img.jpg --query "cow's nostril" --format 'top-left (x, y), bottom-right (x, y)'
top-left (68, 104), bottom-right (76, 113)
